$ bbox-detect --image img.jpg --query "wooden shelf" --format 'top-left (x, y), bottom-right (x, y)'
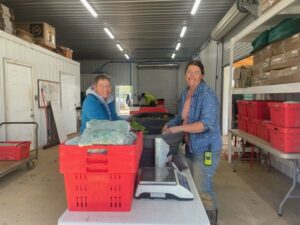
top-left (229, 129), bottom-right (300, 160)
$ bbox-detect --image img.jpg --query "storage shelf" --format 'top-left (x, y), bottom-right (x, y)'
top-left (232, 82), bottom-right (300, 94)
top-left (229, 129), bottom-right (300, 160)
top-left (233, 0), bottom-right (300, 43)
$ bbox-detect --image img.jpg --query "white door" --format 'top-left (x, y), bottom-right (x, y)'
top-left (137, 67), bottom-right (178, 113)
top-left (60, 73), bottom-right (77, 135)
top-left (4, 61), bottom-right (35, 145)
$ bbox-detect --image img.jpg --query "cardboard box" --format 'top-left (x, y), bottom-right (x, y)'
top-left (234, 66), bottom-right (252, 88)
top-left (261, 57), bottom-right (271, 72)
top-left (0, 3), bottom-right (14, 19)
top-left (252, 64), bottom-right (263, 77)
top-left (271, 49), bottom-right (300, 70)
top-left (251, 75), bottom-right (265, 86)
top-left (16, 22), bottom-right (56, 49)
top-left (271, 39), bottom-right (285, 55)
top-left (271, 65), bottom-right (300, 78)
top-left (16, 28), bottom-right (35, 43)
top-left (253, 45), bottom-right (272, 65)
top-left (284, 32), bottom-right (300, 53)
top-left (54, 45), bottom-right (73, 59)
top-left (0, 20), bottom-right (14, 30)
top-left (251, 72), bottom-right (274, 86)
top-left (259, 0), bottom-right (281, 14)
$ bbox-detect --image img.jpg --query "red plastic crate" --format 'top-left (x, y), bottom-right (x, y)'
top-left (268, 124), bottom-right (300, 153)
top-left (59, 132), bottom-right (143, 211)
top-left (0, 141), bottom-right (31, 160)
top-left (130, 106), bottom-right (167, 115)
top-left (268, 102), bottom-right (300, 128)
top-left (237, 100), bottom-right (249, 117)
top-left (247, 100), bottom-right (270, 120)
top-left (238, 116), bottom-right (248, 131)
top-left (256, 120), bottom-right (271, 141)
top-left (247, 118), bottom-right (260, 136)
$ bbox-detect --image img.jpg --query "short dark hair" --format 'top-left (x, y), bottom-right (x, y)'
top-left (93, 73), bottom-right (111, 85)
top-left (185, 60), bottom-right (205, 75)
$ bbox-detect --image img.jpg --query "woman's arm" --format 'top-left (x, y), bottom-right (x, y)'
top-left (164, 90), bottom-right (218, 134)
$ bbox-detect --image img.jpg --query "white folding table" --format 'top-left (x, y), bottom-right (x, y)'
top-left (58, 168), bottom-right (210, 225)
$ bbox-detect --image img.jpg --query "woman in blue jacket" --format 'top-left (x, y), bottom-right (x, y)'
top-left (80, 74), bottom-right (119, 133)
top-left (162, 60), bottom-right (221, 225)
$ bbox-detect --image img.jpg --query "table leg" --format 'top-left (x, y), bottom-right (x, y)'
top-left (278, 160), bottom-right (300, 216)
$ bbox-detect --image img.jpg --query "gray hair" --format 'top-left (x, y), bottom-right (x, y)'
top-left (93, 73), bottom-right (111, 85)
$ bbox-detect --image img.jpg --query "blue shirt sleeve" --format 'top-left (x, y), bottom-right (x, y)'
top-left (199, 91), bottom-right (219, 131)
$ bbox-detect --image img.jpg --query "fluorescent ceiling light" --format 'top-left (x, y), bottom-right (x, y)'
top-left (175, 42), bottom-right (181, 51)
top-left (116, 44), bottom-right (124, 52)
top-left (180, 26), bottom-right (187, 38)
top-left (104, 27), bottom-right (115, 39)
top-left (191, 0), bottom-right (201, 15)
top-left (124, 54), bottom-right (130, 60)
top-left (171, 53), bottom-right (176, 59)
top-left (80, 0), bottom-right (98, 18)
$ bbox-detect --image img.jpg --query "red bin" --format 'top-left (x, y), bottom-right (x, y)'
top-left (59, 132), bottom-right (143, 211)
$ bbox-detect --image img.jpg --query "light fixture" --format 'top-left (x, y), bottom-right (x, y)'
top-left (80, 0), bottom-right (98, 18)
top-left (171, 53), bottom-right (176, 59)
top-left (104, 27), bottom-right (115, 39)
top-left (175, 42), bottom-right (181, 51)
top-left (124, 54), bottom-right (130, 60)
top-left (180, 26), bottom-right (187, 38)
top-left (116, 44), bottom-right (124, 52)
top-left (191, 0), bottom-right (201, 15)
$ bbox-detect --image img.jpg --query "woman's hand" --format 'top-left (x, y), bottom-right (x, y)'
top-left (162, 125), bottom-right (182, 134)
top-left (162, 124), bottom-right (169, 134)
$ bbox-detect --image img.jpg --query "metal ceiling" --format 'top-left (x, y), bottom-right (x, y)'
top-left (2, 0), bottom-right (235, 60)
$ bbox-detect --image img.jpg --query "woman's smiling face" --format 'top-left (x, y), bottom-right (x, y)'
top-left (185, 65), bottom-right (204, 89)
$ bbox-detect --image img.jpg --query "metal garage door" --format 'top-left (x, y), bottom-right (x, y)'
top-left (137, 66), bottom-right (178, 113)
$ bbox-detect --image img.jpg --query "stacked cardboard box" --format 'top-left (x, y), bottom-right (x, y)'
top-left (259, 0), bottom-right (281, 14)
top-left (0, 3), bottom-right (15, 35)
top-left (16, 22), bottom-right (56, 49)
top-left (234, 66), bottom-right (252, 88)
top-left (251, 32), bottom-right (300, 86)
top-left (251, 45), bottom-right (272, 86)
top-left (269, 33), bottom-right (300, 84)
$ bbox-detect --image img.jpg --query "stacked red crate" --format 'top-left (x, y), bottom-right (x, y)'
top-left (59, 132), bottom-right (143, 211)
top-left (237, 100), bottom-right (249, 132)
top-left (268, 102), bottom-right (300, 153)
top-left (247, 100), bottom-right (270, 138)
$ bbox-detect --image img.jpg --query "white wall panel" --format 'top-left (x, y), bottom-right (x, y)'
top-left (0, 30), bottom-right (80, 148)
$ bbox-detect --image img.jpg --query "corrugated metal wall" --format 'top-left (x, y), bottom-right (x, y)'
top-left (0, 30), bottom-right (80, 148)
top-left (79, 60), bottom-right (188, 107)
top-left (222, 16), bottom-right (255, 66)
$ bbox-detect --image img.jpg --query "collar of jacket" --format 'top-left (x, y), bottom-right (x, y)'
top-left (183, 81), bottom-right (206, 97)
top-left (85, 86), bottom-right (114, 104)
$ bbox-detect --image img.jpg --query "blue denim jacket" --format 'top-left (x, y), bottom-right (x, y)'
top-left (167, 82), bottom-right (222, 153)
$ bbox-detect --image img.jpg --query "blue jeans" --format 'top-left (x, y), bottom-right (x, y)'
top-left (186, 146), bottom-right (220, 210)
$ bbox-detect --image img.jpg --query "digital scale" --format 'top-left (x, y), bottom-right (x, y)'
top-left (135, 167), bottom-right (194, 200)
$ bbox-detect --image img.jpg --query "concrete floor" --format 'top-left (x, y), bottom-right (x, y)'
top-left (0, 146), bottom-right (299, 225)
